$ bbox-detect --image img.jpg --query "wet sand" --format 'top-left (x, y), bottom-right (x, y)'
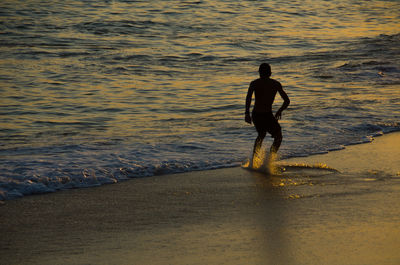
top-left (1, 133), bottom-right (400, 265)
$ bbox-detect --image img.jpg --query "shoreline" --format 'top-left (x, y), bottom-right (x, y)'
top-left (1, 132), bottom-right (400, 264)
top-left (1, 131), bottom-right (399, 204)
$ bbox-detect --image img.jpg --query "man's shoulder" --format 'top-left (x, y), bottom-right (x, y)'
top-left (251, 78), bottom-right (281, 86)
top-left (269, 78), bottom-right (282, 89)
top-left (250, 78), bottom-right (263, 85)
top-left (269, 78), bottom-right (281, 84)
top-left (249, 78), bottom-right (259, 88)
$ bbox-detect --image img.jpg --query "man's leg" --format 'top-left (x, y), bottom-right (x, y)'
top-left (253, 131), bottom-right (266, 158)
top-left (270, 130), bottom-right (282, 154)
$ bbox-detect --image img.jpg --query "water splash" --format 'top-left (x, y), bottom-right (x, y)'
top-left (241, 149), bottom-right (280, 175)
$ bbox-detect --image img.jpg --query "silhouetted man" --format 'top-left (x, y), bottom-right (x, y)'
top-left (245, 63), bottom-right (290, 160)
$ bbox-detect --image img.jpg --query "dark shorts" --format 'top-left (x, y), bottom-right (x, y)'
top-left (252, 111), bottom-right (281, 137)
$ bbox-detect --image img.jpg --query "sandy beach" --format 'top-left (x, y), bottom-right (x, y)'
top-left (1, 132), bottom-right (400, 265)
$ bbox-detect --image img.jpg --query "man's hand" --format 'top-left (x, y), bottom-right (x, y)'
top-left (245, 112), bottom-right (252, 124)
top-left (275, 110), bottom-right (282, 120)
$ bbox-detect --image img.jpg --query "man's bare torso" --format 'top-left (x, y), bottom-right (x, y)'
top-left (250, 77), bottom-right (282, 113)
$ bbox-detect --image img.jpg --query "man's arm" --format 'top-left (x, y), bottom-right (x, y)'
top-left (245, 82), bottom-right (254, 124)
top-left (275, 84), bottom-right (290, 120)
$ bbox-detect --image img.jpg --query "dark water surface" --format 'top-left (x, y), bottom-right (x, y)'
top-left (0, 0), bottom-right (399, 199)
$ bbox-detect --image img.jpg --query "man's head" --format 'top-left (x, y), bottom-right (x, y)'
top-left (259, 63), bottom-right (271, 78)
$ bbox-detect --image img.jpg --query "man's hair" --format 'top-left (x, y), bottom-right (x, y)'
top-left (259, 63), bottom-right (271, 77)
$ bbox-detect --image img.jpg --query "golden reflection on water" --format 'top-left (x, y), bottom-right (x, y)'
top-left (1, 0), bottom-right (399, 151)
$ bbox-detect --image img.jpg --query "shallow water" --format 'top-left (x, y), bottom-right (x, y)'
top-left (0, 0), bottom-right (399, 199)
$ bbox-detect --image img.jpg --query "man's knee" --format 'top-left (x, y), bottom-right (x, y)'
top-left (273, 129), bottom-right (282, 141)
top-left (258, 131), bottom-right (267, 139)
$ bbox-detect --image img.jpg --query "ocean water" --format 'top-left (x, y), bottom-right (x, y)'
top-left (0, 0), bottom-right (399, 200)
